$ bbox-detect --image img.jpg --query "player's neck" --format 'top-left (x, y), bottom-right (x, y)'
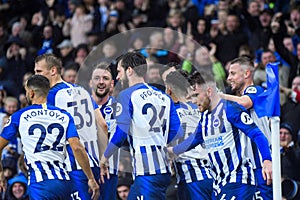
top-left (32, 97), bottom-right (47, 105)
top-left (210, 92), bottom-right (221, 111)
top-left (241, 81), bottom-right (254, 95)
top-left (50, 76), bottom-right (64, 87)
top-left (128, 76), bottom-right (144, 87)
top-left (171, 95), bottom-right (186, 103)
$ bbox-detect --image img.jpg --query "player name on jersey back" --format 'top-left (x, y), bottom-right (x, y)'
top-left (22, 109), bottom-right (66, 122)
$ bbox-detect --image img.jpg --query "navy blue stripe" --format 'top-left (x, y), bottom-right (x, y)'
top-left (233, 127), bottom-right (243, 183)
top-left (196, 159), bottom-right (208, 179)
top-left (35, 161), bottom-right (48, 181)
top-left (224, 148), bottom-right (233, 184)
top-left (151, 145), bottom-right (161, 174)
top-left (27, 163), bottom-right (36, 183)
top-left (140, 146), bottom-right (149, 174)
top-left (204, 113), bottom-right (209, 136)
top-left (175, 162), bottom-right (186, 183)
top-left (83, 141), bottom-right (97, 166)
top-left (185, 160), bottom-right (197, 182)
top-left (47, 161), bottom-right (58, 179)
top-left (213, 151), bottom-right (225, 187)
top-left (245, 160), bottom-right (252, 184)
top-left (54, 160), bottom-right (67, 179)
top-left (251, 141), bottom-right (262, 169)
top-left (158, 146), bottom-right (170, 173)
top-left (90, 140), bottom-right (99, 163)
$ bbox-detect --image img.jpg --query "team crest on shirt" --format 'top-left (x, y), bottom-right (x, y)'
top-left (213, 117), bottom-right (220, 128)
top-left (104, 106), bottom-right (113, 115)
top-left (241, 112), bottom-right (253, 125)
top-left (245, 86), bottom-right (257, 94)
top-left (115, 102), bottom-right (122, 117)
top-left (3, 116), bottom-right (11, 128)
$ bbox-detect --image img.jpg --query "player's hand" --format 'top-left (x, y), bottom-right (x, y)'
top-left (0, 172), bottom-right (6, 193)
top-left (262, 160), bottom-right (272, 185)
top-left (166, 146), bottom-right (176, 160)
top-left (88, 178), bottom-right (100, 200)
top-left (100, 156), bottom-right (110, 184)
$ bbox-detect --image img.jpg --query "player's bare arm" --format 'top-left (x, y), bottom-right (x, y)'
top-left (68, 137), bottom-right (100, 200)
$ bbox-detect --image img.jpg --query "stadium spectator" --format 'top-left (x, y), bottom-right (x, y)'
top-left (0, 36), bottom-right (33, 97)
top-left (5, 174), bottom-right (29, 200)
top-left (281, 75), bottom-right (300, 135)
top-left (62, 62), bottom-right (80, 84)
top-left (280, 122), bottom-right (300, 182)
top-left (56, 39), bottom-right (74, 67)
top-left (214, 14), bottom-right (248, 65)
top-left (140, 31), bottom-right (169, 64)
top-left (117, 178), bottom-right (131, 200)
top-left (63, 4), bottom-right (93, 47)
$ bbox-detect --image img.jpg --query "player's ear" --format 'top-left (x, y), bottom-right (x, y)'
top-left (126, 66), bottom-right (133, 76)
top-left (244, 69), bottom-right (250, 78)
top-left (50, 66), bottom-right (57, 76)
top-left (111, 79), bottom-right (114, 88)
top-left (165, 85), bottom-right (171, 95)
top-left (89, 79), bottom-right (93, 88)
top-left (29, 89), bottom-right (35, 99)
top-left (207, 87), bottom-right (212, 97)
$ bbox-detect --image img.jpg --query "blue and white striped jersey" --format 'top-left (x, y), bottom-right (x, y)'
top-left (47, 82), bottom-right (99, 171)
top-left (244, 85), bottom-right (272, 169)
top-left (99, 96), bottom-right (119, 175)
top-left (173, 99), bottom-right (272, 194)
top-left (0, 104), bottom-right (78, 184)
top-left (174, 102), bottom-right (213, 184)
top-left (104, 83), bottom-right (182, 177)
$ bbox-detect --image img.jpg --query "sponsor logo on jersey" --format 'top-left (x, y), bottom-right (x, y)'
top-left (241, 112), bottom-right (253, 125)
top-left (245, 87), bottom-right (257, 94)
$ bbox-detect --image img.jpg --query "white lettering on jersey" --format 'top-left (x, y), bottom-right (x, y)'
top-left (241, 112), bottom-right (253, 125)
top-left (245, 87), bottom-right (257, 94)
top-left (23, 109), bottom-right (65, 122)
top-left (139, 89), bottom-right (165, 101)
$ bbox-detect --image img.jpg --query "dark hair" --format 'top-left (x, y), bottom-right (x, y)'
top-left (189, 71), bottom-right (206, 86)
top-left (35, 54), bottom-right (63, 74)
top-left (160, 62), bottom-right (181, 76)
top-left (64, 62), bottom-right (80, 72)
top-left (120, 52), bottom-right (147, 77)
top-left (74, 43), bottom-right (89, 57)
top-left (26, 75), bottom-right (50, 97)
top-left (281, 122), bottom-right (297, 142)
top-left (165, 70), bottom-right (189, 96)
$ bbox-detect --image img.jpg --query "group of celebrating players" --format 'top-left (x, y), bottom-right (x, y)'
top-left (0, 51), bottom-right (273, 200)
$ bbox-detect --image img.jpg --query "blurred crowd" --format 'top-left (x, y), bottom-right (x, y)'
top-left (0, 0), bottom-right (300, 199)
